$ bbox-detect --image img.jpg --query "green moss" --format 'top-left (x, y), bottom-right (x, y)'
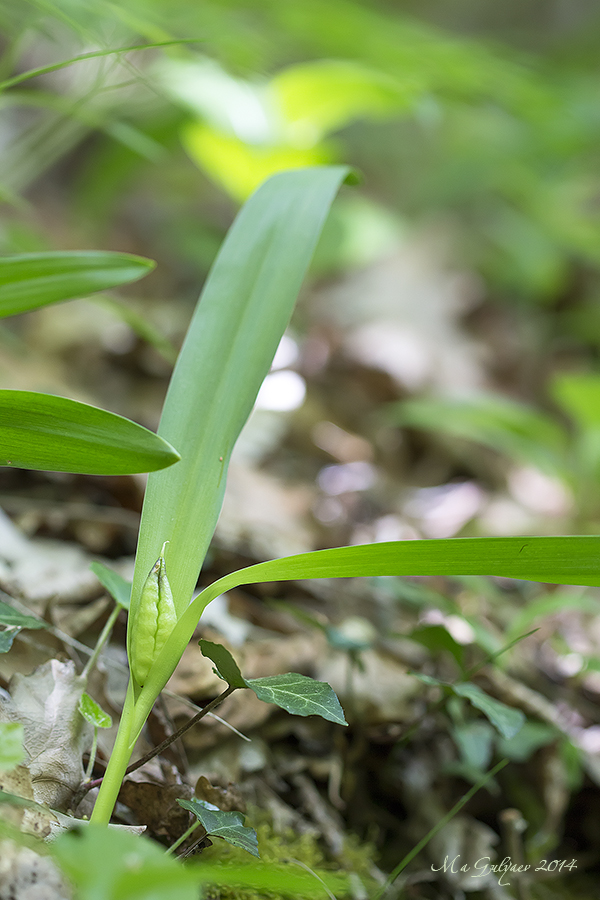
top-left (196, 809), bottom-right (378, 899)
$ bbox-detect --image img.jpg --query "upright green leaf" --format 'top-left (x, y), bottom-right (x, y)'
top-left (129, 166), bottom-right (351, 632)
top-left (0, 391), bottom-right (180, 475)
top-left (0, 251), bottom-right (155, 317)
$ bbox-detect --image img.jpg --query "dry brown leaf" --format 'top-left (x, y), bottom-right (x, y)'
top-left (0, 660), bottom-right (90, 808)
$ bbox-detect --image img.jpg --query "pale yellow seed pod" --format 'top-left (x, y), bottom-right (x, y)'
top-left (130, 543), bottom-right (177, 686)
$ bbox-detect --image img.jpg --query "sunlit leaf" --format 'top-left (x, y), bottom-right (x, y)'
top-left (0, 391), bottom-right (180, 475)
top-left (0, 251), bottom-right (155, 317)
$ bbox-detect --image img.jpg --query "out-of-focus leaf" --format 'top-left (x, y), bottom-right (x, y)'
top-left (272, 59), bottom-right (417, 140)
top-left (0, 391), bottom-right (180, 475)
top-left (452, 721), bottom-right (495, 771)
top-left (78, 693), bottom-right (112, 729)
top-left (551, 372), bottom-right (600, 431)
top-left (0, 629), bottom-right (19, 653)
top-left (0, 599), bottom-right (47, 630)
top-left (52, 824), bottom-right (198, 900)
top-left (453, 683), bottom-right (525, 740)
top-left (497, 722), bottom-right (557, 762)
top-left (0, 251), bottom-right (155, 317)
top-left (0, 723), bottom-right (24, 771)
top-left (177, 798), bottom-right (259, 858)
top-left (388, 393), bottom-right (568, 477)
top-left (90, 562), bottom-right (131, 610)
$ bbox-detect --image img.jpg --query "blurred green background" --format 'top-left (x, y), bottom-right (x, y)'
top-left (2, 0), bottom-right (600, 541)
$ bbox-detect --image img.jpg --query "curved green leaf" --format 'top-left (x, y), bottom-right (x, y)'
top-left (140, 534), bottom-right (600, 716)
top-left (0, 251), bottom-right (155, 318)
top-left (0, 391), bottom-right (180, 474)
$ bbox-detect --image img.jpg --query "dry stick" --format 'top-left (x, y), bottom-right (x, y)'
top-left (82, 684), bottom-right (237, 792)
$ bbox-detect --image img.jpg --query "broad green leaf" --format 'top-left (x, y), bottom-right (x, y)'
top-left (0, 629), bottom-right (19, 653)
top-left (0, 251), bottom-right (155, 318)
top-left (452, 683), bottom-right (525, 740)
top-left (246, 673), bottom-right (347, 726)
top-left (0, 391), bottom-right (180, 475)
top-left (130, 166), bottom-right (351, 638)
top-left (90, 562), bottom-right (131, 610)
top-left (177, 798), bottom-right (259, 858)
top-left (388, 393), bottom-right (568, 477)
top-left (52, 824), bottom-right (199, 900)
top-left (0, 599), bottom-right (46, 629)
top-left (79, 693), bottom-right (112, 729)
top-left (198, 640), bottom-right (347, 724)
top-left (0, 722), bottom-right (24, 771)
top-left (199, 639), bottom-right (246, 688)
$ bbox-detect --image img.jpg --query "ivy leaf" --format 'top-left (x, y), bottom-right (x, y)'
top-left (0, 722), bottom-right (24, 771)
top-left (198, 639), bottom-right (246, 688)
top-left (177, 798), bottom-right (259, 858)
top-left (199, 640), bottom-right (347, 725)
top-left (248, 674), bottom-right (347, 726)
top-left (78, 693), bottom-right (112, 729)
top-left (452, 683), bottom-right (525, 740)
top-left (90, 562), bottom-right (131, 610)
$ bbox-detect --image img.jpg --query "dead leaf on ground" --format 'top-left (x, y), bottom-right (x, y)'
top-left (0, 660), bottom-right (90, 808)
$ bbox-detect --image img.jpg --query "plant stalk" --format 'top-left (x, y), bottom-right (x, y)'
top-left (89, 679), bottom-right (136, 824)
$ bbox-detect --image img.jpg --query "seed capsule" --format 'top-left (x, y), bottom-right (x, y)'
top-left (130, 542), bottom-right (177, 686)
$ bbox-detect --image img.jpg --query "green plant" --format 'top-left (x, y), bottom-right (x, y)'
top-left (77, 164), bottom-right (600, 831)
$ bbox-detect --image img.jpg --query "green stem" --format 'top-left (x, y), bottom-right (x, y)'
top-left (84, 727), bottom-right (98, 781)
top-left (165, 821), bottom-right (202, 857)
top-left (82, 604), bottom-right (121, 681)
top-left (90, 679), bottom-right (136, 824)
